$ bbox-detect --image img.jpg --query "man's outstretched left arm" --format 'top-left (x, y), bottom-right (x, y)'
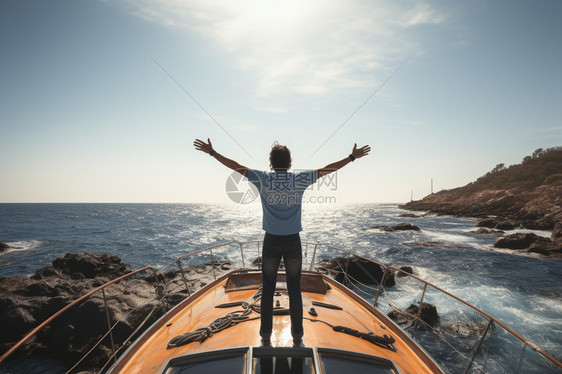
top-left (193, 138), bottom-right (248, 177)
top-left (317, 143), bottom-right (371, 178)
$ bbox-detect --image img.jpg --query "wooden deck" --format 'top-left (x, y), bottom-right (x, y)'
top-left (110, 271), bottom-right (442, 373)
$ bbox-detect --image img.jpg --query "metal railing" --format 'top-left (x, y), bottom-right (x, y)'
top-left (376, 264), bottom-right (561, 373)
top-left (2, 240), bottom-right (560, 373)
top-left (173, 240), bottom-right (562, 373)
top-left (0, 267), bottom-right (168, 373)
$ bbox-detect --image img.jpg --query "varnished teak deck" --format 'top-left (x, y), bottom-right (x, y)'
top-left (110, 271), bottom-right (442, 373)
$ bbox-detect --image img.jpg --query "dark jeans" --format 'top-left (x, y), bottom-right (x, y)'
top-left (260, 232), bottom-right (303, 340)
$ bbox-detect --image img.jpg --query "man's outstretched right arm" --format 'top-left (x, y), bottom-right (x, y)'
top-left (193, 138), bottom-right (248, 177)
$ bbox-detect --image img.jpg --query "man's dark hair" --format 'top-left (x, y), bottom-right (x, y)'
top-left (269, 143), bottom-right (292, 172)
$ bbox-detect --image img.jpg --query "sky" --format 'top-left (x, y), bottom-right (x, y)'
top-left (1, 0), bottom-right (561, 204)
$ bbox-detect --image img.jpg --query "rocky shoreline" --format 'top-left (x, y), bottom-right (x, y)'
top-left (401, 148), bottom-right (561, 232)
top-left (401, 184), bottom-right (561, 230)
top-left (0, 251), bottom-right (422, 372)
top-left (0, 252), bottom-right (232, 372)
top-left (1, 230), bottom-right (557, 371)
top-left (401, 183), bottom-right (562, 257)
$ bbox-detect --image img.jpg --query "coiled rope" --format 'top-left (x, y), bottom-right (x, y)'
top-left (167, 288), bottom-right (262, 349)
top-left (167, 308), bottom-right (259, 348)
top-left (307, 318), bottom-right (395, 350)
top-left (167, 286), bottom-right (397, 351)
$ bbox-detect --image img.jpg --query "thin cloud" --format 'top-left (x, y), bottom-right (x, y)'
top-left (394, 120), bottom-right (427, 127)
top-left (536, 126), bottom-right (562, 133)
top-left (234, 123), bottom-right (259, 133)
top-left (251, 106), bottom-right (288, 113)
top-left (118, 0), bottom-right (444, 96)
top-left (400, 2), bottom-right (444, 27)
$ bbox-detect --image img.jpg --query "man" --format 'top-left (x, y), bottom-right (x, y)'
top-left (193, 138), bottom-right (370, 345)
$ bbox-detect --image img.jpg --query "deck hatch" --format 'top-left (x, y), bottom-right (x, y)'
top-left (317, 348), bottom-right (398, 374)
top-left (163, 347), bottom-right (399, 374)
top-left (225, 271), bottom-right (328, 294)
top-left (164, 347), bottom-right (247, 374)
top-left (252, 347), bottom-right (315, 374)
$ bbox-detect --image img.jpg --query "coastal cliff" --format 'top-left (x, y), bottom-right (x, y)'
top-left (403, 147), bottom-right (562, 229)
top-left (403, 183), bottom-right (561, 230)
top-left (402, 147), bottom-right (562, 255)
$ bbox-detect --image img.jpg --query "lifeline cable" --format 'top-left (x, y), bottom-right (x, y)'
top-left (149, 54), bottom-right (255, 161)
top-left (305, 53), bottom-right (414, 163)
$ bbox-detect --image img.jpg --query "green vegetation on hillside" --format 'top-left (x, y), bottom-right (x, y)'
top-left (446, 147), bottom-right (562, 196)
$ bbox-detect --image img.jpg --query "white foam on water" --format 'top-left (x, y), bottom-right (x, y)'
top-left (487, 246), bottom-right (546, 259)
top-left (530, 294), bottom-right (562, 314)
top-left (510, 228), bottom-right (552, 238)
top-left (422, 228), bottom-right (474, 245)
top-left (383, 265), bottom-right (459, 312)
top-left (2, 240), bottom-right (44, 253)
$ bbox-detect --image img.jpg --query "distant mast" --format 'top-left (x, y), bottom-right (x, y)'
top-left (431, 178), bottom-right (433, 194)
top-left (410, 189), bottom-right (413, 202)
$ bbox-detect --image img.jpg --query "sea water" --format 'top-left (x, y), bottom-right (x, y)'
top-left (0, 203), bottom-right (560, 373)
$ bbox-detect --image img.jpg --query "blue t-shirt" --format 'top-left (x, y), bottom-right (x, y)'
top-left (246, 169), bottom-right (317, 235)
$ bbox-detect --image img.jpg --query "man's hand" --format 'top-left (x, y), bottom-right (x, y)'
top-left (193, 138), bottom-right (248, 177)
top-left (317, 143), bottom-right (372, 178)
top-left (351, 143), bottom-right (371, 159)
top-left (194, 138), bottom-right (213, 154)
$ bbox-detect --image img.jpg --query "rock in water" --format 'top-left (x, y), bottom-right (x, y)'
top-left (406, 303), bottom-right (440, 326)
top-left (494, 220), bottom-right (517, 230)
top-left (388, 303), bottom-right (440, 327)
top-left (322, 257), bottom-right (395, 287)
top-left (0, 253), bottom-right (171, 370)
top-left (476, 218), bottom-right (516, 230)
top-left (0, 242), bottom-right (11, 252)
top-left (51, 252), bottom-right (129, 279)
top-left (471, 228), bottom-right (505, 236)
top-left (494, 233), bottom-right (543, 250)
top-left (476, 218), bottom-right (498, 228)
top-left (527, 240), bottom-right (560, 256)
top-left (396, 266), bottom-right (414, 277)
top-left (0, 252), bottom-right (236, 372)
top-left (371, 223), bottom-right (421, 232)
top-left (493, 232), bottom-right (562, 257)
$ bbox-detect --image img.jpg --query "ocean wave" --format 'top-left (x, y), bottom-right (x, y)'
top-left (422, 229), bottom-right (475, 244)
top-left (0, 203), bottom-right (560, 365)
top-left (511, 228), bottom-right (552, 238)
top-left (1, 240), bottom-right (44, 253)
